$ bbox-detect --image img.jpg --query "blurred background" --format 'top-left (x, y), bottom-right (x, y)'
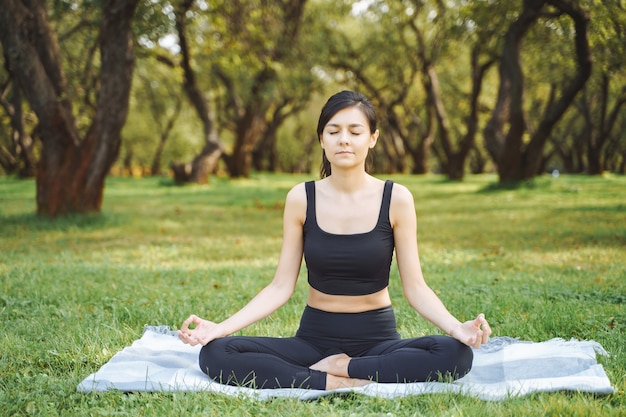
top-left (1, 0), bottom-right (624, 215)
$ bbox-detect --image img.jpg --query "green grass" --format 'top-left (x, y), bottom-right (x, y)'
top-left (0, 173), bottom-right (624, 416)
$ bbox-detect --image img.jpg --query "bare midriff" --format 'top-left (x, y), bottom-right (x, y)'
top-left (306, 287), bottom-right (392, 313)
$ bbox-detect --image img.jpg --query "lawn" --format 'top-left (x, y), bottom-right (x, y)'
top-left (0, 173), bottom-right (624, 416)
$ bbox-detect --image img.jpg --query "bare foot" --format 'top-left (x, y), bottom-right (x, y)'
top-left (310, 354), bottom-right (372, 390)
top-left (325, 374), bottom-right (371, 390)
top-left (309, 353), bottom-right (351, 377)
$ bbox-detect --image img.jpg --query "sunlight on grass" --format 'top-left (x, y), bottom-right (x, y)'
top-left (0, 173), bottom-right (624, 416)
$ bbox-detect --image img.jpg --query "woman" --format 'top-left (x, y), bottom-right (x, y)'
top-left (178, 90), bottom-right (491, 390)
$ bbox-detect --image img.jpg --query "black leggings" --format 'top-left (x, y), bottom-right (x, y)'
top-left (199, 305), bottom-right (473, 390)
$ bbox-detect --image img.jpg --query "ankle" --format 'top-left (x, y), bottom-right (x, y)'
top-left (310, 353), bottom-right (351, 377)
top-left (334, 355), bottom-right (351, 376)
top-left (325, 374), bottom-right (371, 390)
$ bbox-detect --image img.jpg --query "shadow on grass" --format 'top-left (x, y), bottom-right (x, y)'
top-left (554, 204), bottom-right (626, 214)
top-left (477, 178), bottom-right (552, 193)
top-left (0, 212), bottom-right (124, 233)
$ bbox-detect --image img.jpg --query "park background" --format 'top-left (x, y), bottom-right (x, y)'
top-left (1, 0), bottom-right (625, 415)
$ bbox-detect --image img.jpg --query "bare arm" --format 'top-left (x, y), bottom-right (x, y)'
top-left (178, 184), bottom-right (307, 346)
top-left (391, 184), bottom-right (491, 348)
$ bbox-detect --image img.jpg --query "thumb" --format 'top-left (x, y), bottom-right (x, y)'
top-left (474, 313), bottom-right (485, 328)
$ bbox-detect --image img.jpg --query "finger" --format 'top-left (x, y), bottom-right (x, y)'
top-left (471, 329), bottom-right (482, 349)
top-left (182, 314), bottom-right (203, 331)
top-left (463, 330), bottom-right (477, 348)
top-left (180, 315), bottom-right (194, 331)
top-left (473, 314), bottom-right (484, 329)
top-left (177, 330), bottom-right (191, 344)
top-left (183, 332), bottom-right (200, 346)
top-left (481, 319), bottom-right (492, 343)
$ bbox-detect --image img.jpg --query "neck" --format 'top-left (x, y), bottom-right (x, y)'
top-left (326, 170), bottom-right (370, 193)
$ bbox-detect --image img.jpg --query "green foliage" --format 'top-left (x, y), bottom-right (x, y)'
top-left (48, 0), bottom-right (102, 134)
top-left (4, 0), bottom-right (622, 179)
top-left (0, 173), bottom-right (624, 415)
top-left (121, 55), bottom-right (203, 173)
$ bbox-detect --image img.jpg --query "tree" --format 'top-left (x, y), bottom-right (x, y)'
top-left (165, 0), bottom-right (225, 184)
top-left (406, 1), bottom-right (496, 180)
top-left (209, 0), bottom-right (309, 178)
top-left (133, 64), bottom-right (184, 176)
top-left (483, 0), bottom-right (592, 182)
top-left (603, 114), bottom-right (626, 174)
top-left (324, 1), bottom-right (428, 174)
top-left (0, 77), bottom-right (37, 177)
top-left (573, 0), bottom-right (626, 174)
top-left (578, 78), bottom-right (626, 174)
top-left (162, 0), bottom-right (311, 181)
top-left (0, 0), bottom-right (139, 216)
top-left (320, 0), bottom-right (497, 178)
top-left (252, 97), bottom-right (307, 172)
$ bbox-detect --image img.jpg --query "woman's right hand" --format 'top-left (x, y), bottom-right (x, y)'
top-left (177, 314), bottom-right (222, 346)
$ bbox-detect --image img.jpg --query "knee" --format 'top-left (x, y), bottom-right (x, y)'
top-left (198, 339), bottom-right (227, 378)
top-left (433, 336), bottom-right (474, 378)
top-left (455, 342), bottom-right (474, 377)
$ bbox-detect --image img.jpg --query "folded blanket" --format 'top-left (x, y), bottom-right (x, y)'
top-left (77, 326), bottom-right (614, 401)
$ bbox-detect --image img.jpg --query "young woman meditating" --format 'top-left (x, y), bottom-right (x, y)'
top-left (178, 90), bottom-right (491, 390)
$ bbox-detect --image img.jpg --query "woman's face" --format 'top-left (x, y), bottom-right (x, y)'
top-left (319, 106), bottom-right (379, 171)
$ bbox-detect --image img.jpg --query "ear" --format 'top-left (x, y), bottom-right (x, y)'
top-left (369, 129), bottom-right (379, 148)
top-left (319, 134), bottom-right (325, 149)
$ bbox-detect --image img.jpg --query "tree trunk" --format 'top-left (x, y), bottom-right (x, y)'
top-left (586, 143), bottom-right (603, 174)
top-left (150, 97), bottom-right (182, 176)
top-left (378, 90), bottom-right (428, 174)
top-left (0, 0), bottom-right (139, 216)
top-left (0, 80), bottom-right (37, 177)
top-left (230, 96), bottom-right (268, 178)
top-left (523, 1), bottom-right (592, 178)
top-left (253, 124), bottom-right (279, 173)
top-left (483, 0), bottom-right (591, 182)
top-left (483, 1), bottom-right (540, 182)
top-left (437, 49), bottom-right (494, 181)
top-left (374, 102), bottom-right (408, 174)
top-left (584, 77), bottom-right (626, 175)
top-left (411, 136), bottom-right (434, 174)
top-left (171, 0), bottom-right (224, 184)
top-left (252, 100), bottom-right (297, 172)
top-left (422, 61), bottom-right (455, 175)
top-left (469, 145), bottom-right (488, 174)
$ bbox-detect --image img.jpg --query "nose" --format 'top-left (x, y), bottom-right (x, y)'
top-left (338, 129), bottom-right (350, 144)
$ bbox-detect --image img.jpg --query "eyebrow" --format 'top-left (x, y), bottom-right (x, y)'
top-left (326, 123), bottom-right (366, 128)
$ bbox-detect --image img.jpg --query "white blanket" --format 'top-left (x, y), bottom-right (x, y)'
top-left (77, 326), bottom-right (614, 401)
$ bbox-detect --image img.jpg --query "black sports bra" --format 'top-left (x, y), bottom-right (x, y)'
top-left (302, 180), bottom-right (395, 296)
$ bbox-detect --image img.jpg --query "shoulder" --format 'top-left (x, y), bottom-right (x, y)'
top-left (389, 182), bottom-right (414, 207)
top-left (388, 182), bottom-right (416, 227)
top-left (283, 182), bottom-right (309, 222)
top-left (285, 181), bottom-right (308, 204)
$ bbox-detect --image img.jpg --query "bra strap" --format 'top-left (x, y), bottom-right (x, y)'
top-left (380, 180), bottom-right (394, 223)
top-left (304, 181), bottom-right (316, 223)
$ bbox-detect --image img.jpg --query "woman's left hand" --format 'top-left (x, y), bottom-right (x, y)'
top-left (451, 314), bottom-right (492, 349)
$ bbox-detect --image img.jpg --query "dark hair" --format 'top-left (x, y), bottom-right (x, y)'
top-left (317, 90), bottom-right (378, 178)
